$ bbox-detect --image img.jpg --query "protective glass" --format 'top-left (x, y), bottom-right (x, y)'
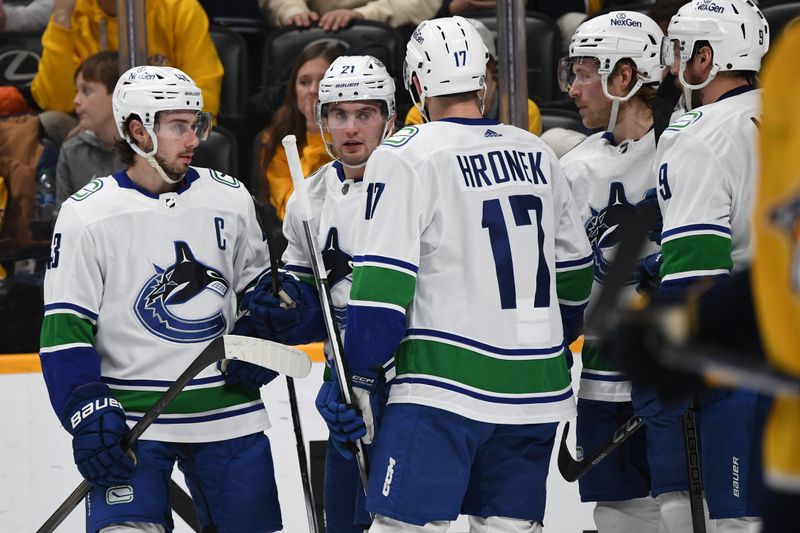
top-left (155, 111), bottom-right (212, 141)
top-left (660, 37), bottom-right (682, 67)
top-left (323, 105), bottom-right (384, 130)
top-left (557, 57), bottom-right (601, 93)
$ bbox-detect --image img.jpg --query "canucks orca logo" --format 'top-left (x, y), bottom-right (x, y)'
top-left (321, 227), bottom-right (353, 328)
top-left (134, 241), bottom-right (229, 343)
top-left (585, 182), bottom-right (637, 284)
top-left (769, 192), bottom-right (800, 292)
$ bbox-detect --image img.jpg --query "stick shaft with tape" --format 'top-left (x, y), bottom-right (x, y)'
top-left (281, 134), bottom-right (372, 499)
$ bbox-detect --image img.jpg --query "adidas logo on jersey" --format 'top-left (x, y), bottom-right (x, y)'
top-left (484, 129), bottom-right (502, 138)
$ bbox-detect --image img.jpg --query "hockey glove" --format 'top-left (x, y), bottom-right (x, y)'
top-left (633, 252), bottom-right (663, 294)
top-left (247, 272), bottom-right (308, 343)
top-left (60, 382), bottom-right (136, 488)
top-left (635, 188), bottom-right (663, 244)
top-left (219, 359), bottom-right (279, 389)
top-left (631, 383), bottom-right (689, 429)
top-left (315, 378), bottom-right (364, 460)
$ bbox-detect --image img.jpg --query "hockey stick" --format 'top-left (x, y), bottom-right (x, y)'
top-left (168, 479), bottom-right (201, 531)
top-left (37, 335), bottom-right (312, 533)
top-left (253, 193), bottom-right (321, 533)
top-left (557, 415), bottom-right (644, 482)
top-left (557, 205), bottom-right (658, 483)
top-left (683, 400), bottom-right (706, 533)
top-left (282, 134), bottom-right (372, 503)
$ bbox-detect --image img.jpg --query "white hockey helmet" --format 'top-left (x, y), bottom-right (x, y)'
top-left (403, 16), bottom-right (489, 121)
top-left (559, 11), bottom-right (665, 132)
top-left (112, 66), bottom-right (211, 183)
top-left (663, 0), bottom-right (769, 106)
top-left (315, 55), bottom-right (397, 167)
top-left (316, 55), bottom-right (396, 122)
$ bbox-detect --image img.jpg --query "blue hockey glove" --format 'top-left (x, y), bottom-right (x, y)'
top-left (631, 384), bottom-right (689, 429)
top-left (634, 252), bottom-right (663, 294)
top-left (247, 272), bottom-right (307, 343)
top-left (60, 383), bottom-right (136, 488)
top-left (636, 188), bottom-right (663, 244)
top-left (219, 359), bottom-right (278, 389)
top-left (315, 378), bottom-right (364, 460)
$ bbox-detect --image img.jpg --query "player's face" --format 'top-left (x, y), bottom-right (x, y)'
top-left (73, 73), bottom-right (113, 133)
top-left (324, 101), bottom-right (387, 167)
top-left (153, 111), bottom-right (202, 179)
top-left (296, 57), bottom-right (331, 132)
top-left (567, 59), bottom-right (609, 129)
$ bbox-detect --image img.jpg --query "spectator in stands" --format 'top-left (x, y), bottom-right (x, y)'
top-left (263, 0), bottom-right (439, 31)
top-left (29, 0), bottom-right (223, 144)
top-left (0, 0), bottom-right (53, 32)
top-left (55, 51), bottom-right (122, 206)
top-left (403, 18), bottom-right (542, 136)
top-left (258, 41), bottom-right (345, 220)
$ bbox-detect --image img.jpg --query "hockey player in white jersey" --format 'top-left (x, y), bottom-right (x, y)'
top-left (649, 0), bottom-right (771, 530)
top-left (559, 11), bottom-right (697, 533)
top-left (318, 16), bottom-right (593, 533)
top-left (38, 66), bottom-right (297, 532)
top-left (255, 54), bottom-right (397, 533)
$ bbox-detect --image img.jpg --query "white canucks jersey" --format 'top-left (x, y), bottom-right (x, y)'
top-left (345, 119), bottom-right (593, 425)
top-left (282, 161), bottom-right (361, 356)
top-left (40, 168), bottom-right (270, 442)
top-left (561, 130), bottom-right (660, 402)
top-left (657, 88), bottom-right (761, 288)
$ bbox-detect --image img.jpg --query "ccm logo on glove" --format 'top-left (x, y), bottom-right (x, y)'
top-left (70, 397), bottom-right (124, 429)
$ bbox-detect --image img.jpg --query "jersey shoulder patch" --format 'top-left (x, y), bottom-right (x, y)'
top-left (382, 125), bottom-right (419, 148)
top-left (70, 177), bottom-right (105, 202)
top-left (665, 110), bottom-right (704, 133)
top-left (208, 169), bottom-right (240, 188)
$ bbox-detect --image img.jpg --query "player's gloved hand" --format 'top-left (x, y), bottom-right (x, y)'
top-left (633, 252), bottom-right (663, 294)
top-left (247, 272), bottom-right (307, 343)
top-left (219, 359), bottom-right (279, 389)
top-left (631, 383), bottom-right (689, 429)
top-left (635, 188), bottom-right (662, 244)
top-left (350, 372), bottom-right (387, 445)
top-left (315, 376), bottom-right (364, 460)
top-left (60, 383), bottom-right (137, 488)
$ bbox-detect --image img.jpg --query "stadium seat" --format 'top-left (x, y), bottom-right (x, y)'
top-left (762, 3), bottom-right (800, 44)
top-left (0, 32), bottom-right (43, 87)
top-left (540, 108), bottom-right (584, 133)
top-left (209, 25), bottom-right (249, 124)
top-left (468, 12), bottom-right (562, 104)
top-left (261, 21), bottom-right (404, 88)
top-left (194, 125), bottom-right (239, 178)
top-left (591, 0), bottom-right (657, 18)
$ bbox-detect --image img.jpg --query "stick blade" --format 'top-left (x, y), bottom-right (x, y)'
top-left (557, 421), bottom-right (580, 482)
top-left (223, 335), bottom-right (312, 379)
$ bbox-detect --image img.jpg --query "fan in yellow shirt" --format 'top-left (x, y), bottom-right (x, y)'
top-left (31, 0), bottom-right (222, 117)
top-left (258, 41), bottom-right (346, 220)
top-left (403, 18), bottom-right (542, 136)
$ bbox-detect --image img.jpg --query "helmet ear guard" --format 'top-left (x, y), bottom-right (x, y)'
top-left (112, 66), bottom-right (207, 184)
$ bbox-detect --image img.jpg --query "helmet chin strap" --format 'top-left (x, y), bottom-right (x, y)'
top-left (678, 61), bottom-right (719, 111)
top-left (128, 130), bottom-right (183, 185)
top-left (600, 73), bottom-right (643, 135)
